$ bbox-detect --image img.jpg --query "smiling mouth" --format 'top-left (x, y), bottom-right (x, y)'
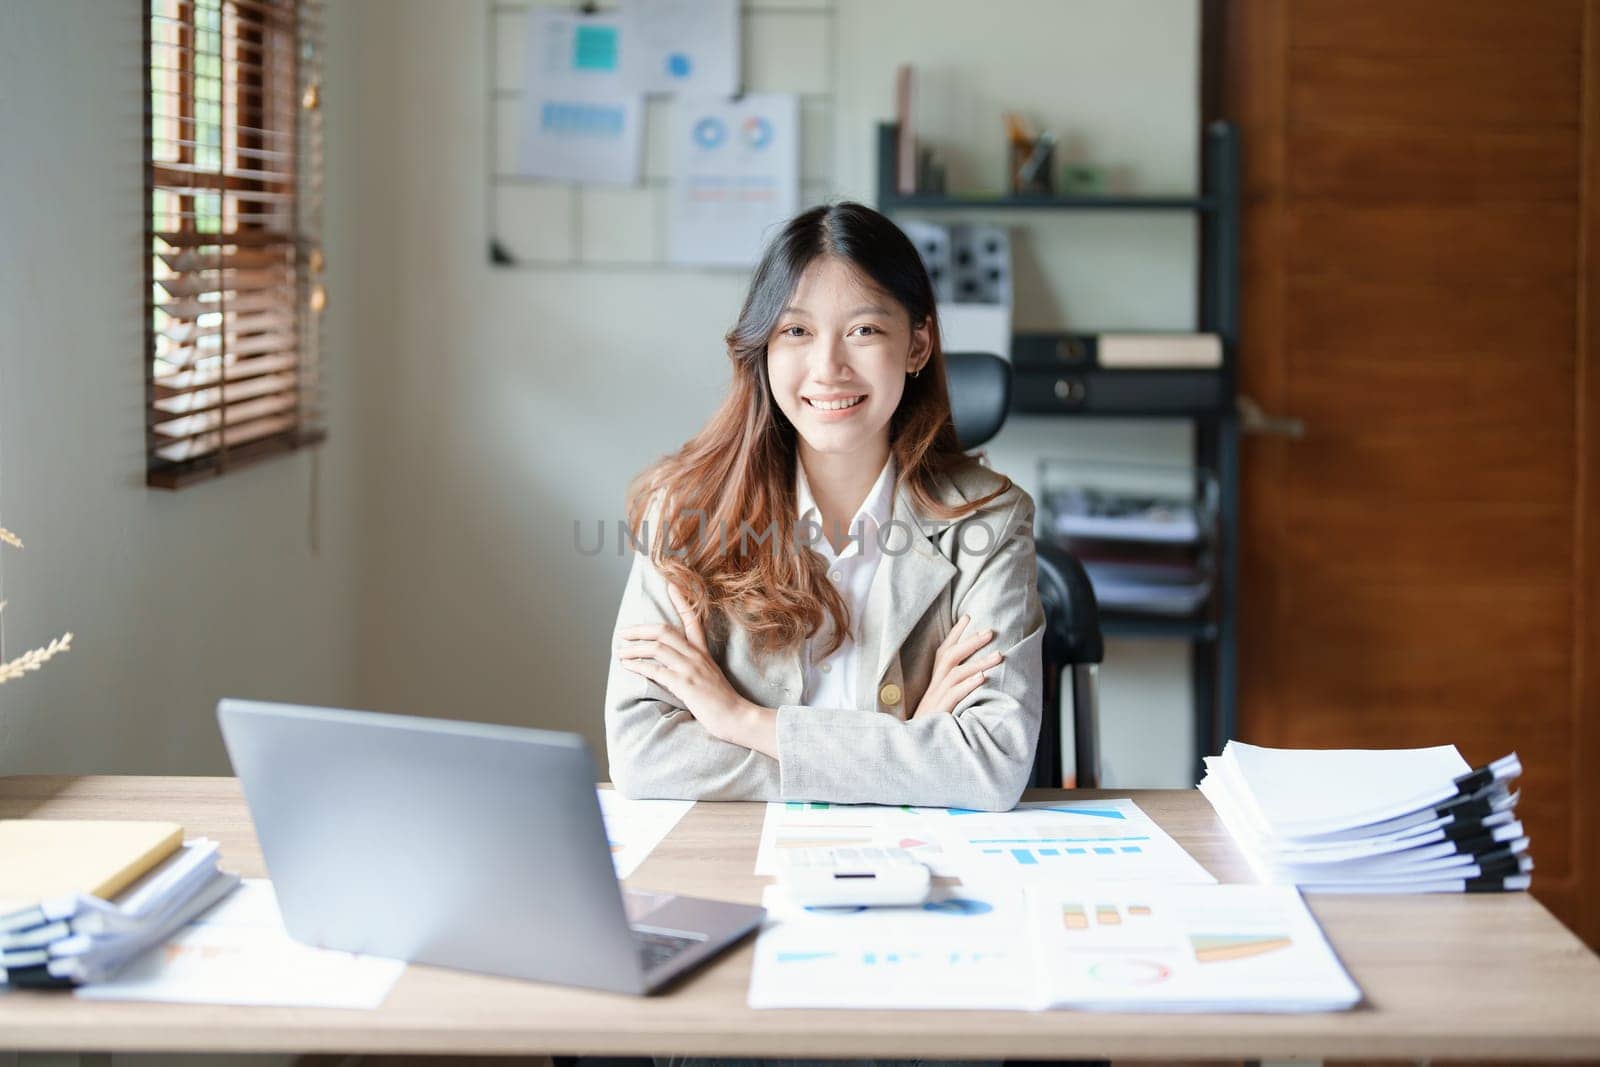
top-left (805, 396), bottom-right (865, 411)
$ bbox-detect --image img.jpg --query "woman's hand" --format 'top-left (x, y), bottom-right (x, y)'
top-left (616, 586), bottom-right (776, 755)
top-left (911, 613), bottom-right (1004, 720)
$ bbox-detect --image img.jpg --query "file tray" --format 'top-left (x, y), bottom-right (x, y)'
top-left (1037, 458), bottom-right (1219, 618)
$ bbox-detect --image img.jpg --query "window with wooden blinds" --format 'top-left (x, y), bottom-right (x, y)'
top-left (145, 0), bottom-right (325, 489)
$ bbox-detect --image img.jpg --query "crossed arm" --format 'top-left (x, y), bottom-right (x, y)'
top-left (602, 497), bottom-right (1044, 810)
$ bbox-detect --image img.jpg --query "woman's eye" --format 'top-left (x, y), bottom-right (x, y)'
top-left (781, 325), bottom-right (806, 337)
top-left (853, 325), bottom-right (881, 337)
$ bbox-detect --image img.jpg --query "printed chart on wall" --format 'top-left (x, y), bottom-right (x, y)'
top-left (1025, 882), bottom-right (1361, 1012)
top-left (668, 93), bottom-right (799, 266)
top-left (516, 8), bottom-right (644, 185)
top-left (754, 799), bottom-right (1215, 883)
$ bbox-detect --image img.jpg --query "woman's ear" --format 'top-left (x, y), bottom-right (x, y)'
top-left (908, 318), bottom-right (933, 376)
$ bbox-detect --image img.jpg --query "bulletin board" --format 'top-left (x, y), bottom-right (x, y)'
top-left (485, 0), bottom-right (841, 271)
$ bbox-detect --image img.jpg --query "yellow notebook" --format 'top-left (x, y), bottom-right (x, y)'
top-left (0, 820), bottom-right (184, 914)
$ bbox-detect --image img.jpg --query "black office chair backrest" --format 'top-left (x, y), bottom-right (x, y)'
top-left (944, 351), bottom-right (1011, 449)
top-left (942, 350), bottom-right (1105, 789)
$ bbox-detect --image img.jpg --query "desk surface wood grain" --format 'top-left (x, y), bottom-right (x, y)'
top-left (1, 775), bottom-right (1597, 1060)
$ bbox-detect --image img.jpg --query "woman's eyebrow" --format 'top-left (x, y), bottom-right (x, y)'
top-left (780, 304), bottom-right (892, 317)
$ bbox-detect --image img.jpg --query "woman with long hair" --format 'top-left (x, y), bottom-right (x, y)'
top-left (605, 201), bottom-right (1043, 812)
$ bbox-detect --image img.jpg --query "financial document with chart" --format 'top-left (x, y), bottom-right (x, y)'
top-left (754, 798), bottom-right (1217, 883)
top-left (748, 880), bottom-right (1358, 1013)
top-left (748, 799), bottom-right (1356, 1011)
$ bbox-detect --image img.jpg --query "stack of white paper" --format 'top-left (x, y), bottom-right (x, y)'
top-left (1, 840), bottom-right (241, 988)
top-left (1199, 741), bottom-right (1531, 893)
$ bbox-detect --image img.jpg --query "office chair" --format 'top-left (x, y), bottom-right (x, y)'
top-left (945, 350), bottom-right (1105, 789)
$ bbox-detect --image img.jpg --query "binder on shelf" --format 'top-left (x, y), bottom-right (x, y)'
top-left (1098, 333), bottom-right (1222, 369)
top-left (1012, 332), bottom-right (1223, 371)
top-left (1012, 369), bottom-right (1228, 416)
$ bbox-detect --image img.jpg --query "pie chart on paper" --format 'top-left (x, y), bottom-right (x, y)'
top-left (1088, 958), bottom-right (1171, 986)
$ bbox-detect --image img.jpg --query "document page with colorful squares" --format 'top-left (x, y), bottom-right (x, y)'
top-left (1025, 882), bottom-right (1360, 1012)
top-left (754, 799), bottom-right (1216, 884)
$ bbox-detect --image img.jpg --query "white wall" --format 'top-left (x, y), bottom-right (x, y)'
top-left (339, 0), bottom-right (1201, 786)
top-left (0, 1), bottom-right (362, 776)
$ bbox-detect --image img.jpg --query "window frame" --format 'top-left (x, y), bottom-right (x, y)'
top-left (144, 0), bottom-right (325, 490)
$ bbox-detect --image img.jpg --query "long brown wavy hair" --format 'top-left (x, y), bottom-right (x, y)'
top-left (625, 202), bottom-right (1012, 663)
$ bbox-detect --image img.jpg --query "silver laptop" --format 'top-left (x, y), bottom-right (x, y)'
top-left (217, 698), bottom-right (764, 995)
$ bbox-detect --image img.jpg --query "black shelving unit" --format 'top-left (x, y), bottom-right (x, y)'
top-left (876, 120), bottom-right (1240, 781)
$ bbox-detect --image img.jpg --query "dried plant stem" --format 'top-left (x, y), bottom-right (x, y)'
top-left (0, 632), bottom-right (72, 685)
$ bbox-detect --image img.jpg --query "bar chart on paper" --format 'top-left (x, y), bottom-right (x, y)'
top-left (940, 801), bottom-right (1218, 883)
top-left (748, 882), bottom-right (1037, 1010)
top-left (753, 799), bottom-right (1215, 883)
top-left (1026, 883), bottom-right (1360, 1011)
top-left (754, 802), bottom-right (952, 874)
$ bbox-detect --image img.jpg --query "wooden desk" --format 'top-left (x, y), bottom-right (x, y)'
top-left (2, 776), bottom-right (1597, 1061)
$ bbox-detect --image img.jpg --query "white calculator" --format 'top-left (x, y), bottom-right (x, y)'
top-left (777, 846), bottom-right (933, 907)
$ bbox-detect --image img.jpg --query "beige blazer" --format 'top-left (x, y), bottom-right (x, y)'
top-left (603, 462), bottom-right (1045, 812)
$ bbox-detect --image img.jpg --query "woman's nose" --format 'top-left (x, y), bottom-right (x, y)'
top-left (810, 333), bottom-right (850, 378)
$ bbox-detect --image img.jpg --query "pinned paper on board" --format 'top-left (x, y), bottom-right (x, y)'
top-left (618, 0), bottom-right (740, 97)
top-left (516, 8), bottom-right (644, 185)
top-left (668, 94), bottom-right (799, 267)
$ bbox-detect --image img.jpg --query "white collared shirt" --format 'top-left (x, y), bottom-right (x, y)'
top-left (795, 454), bottom-right (896, 710)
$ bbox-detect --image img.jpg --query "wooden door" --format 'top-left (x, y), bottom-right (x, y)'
top-left (1223, 0), bottom-right (1600, 948)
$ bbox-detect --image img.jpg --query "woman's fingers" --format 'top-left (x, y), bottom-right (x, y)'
top-left (933, 617), bottom-right (965, 668)
top-left (916, 645), bottom-right (1004, 718)
top-left (951, 627), bottom-right (996, 662)
top-left (619, 657), bottom-right (678, 695)
top-left (617, 638), bottom-right (693, 676)
top-left (950, 651), bottom-right (1003, 687)
top-left (943, 614), bottom-right (971, 648)
top-left (930, 664), bottom-right (995, 716)
top-left (618, 623), bottom-right (696, 662)
top-left (666, 585), bottom-right (707, 651)
top-left (937, 627), bottom-right (995, 674)
top-left (954, 668), bottom-right (989, 701)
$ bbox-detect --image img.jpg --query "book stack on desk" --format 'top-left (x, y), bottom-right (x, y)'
top-left (0, 820), bottom-right (240, 987)
top-left (1199, 742), bottom-right (1531, 893)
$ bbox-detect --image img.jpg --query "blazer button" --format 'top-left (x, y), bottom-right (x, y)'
top-left (878, 683), bottom-right (903, 707)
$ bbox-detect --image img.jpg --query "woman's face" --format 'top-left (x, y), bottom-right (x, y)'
top-left (765, 256), bottom-right (930, 461)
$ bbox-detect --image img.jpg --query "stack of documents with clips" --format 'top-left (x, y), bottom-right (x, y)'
top-left (1199, 742), bottom-right (1530, 893)
top-left (0, 820), bottom-right (239, 987)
